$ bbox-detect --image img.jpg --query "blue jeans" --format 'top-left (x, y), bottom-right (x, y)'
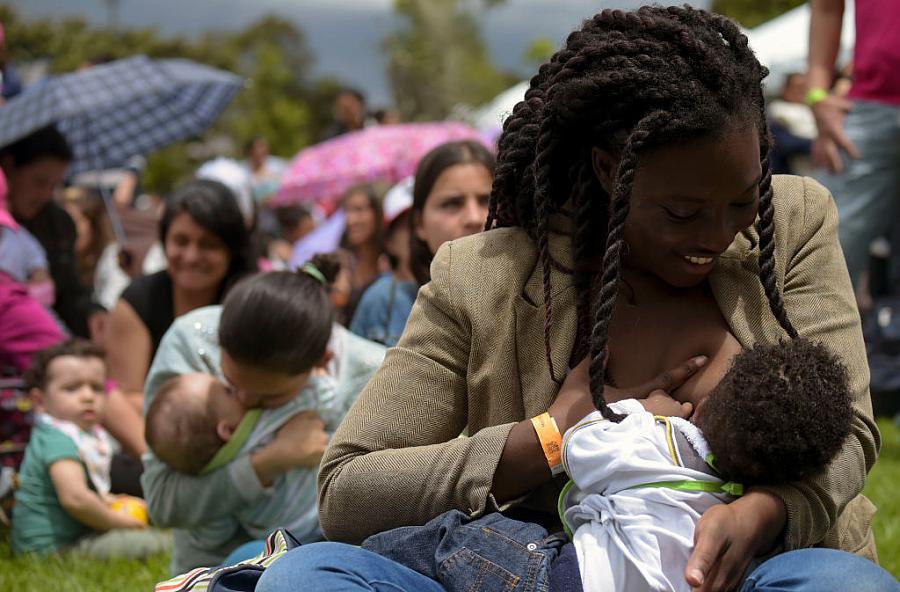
top-left (255, 542), bottom-right (445, 592)
top-left (256, 526), bottom-right (898, 592)
top-left (221, 539), bottom-right (267, 566)
top-left (815, 99), bottom-right (900, 285)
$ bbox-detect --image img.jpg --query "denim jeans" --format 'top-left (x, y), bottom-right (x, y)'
top-left (255, 543), bottom-right (446, 592)
top-left (362, 510), bottom-right (568, 592)
top-left (254, 511), bottom-right (899, 591)
top-left (815, 99), bottom-right (900, 285)
top-left (221, 539), bottom-right (267, 567)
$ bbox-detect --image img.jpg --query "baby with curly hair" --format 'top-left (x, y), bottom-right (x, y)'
top-left (561, 338), bottom-right (854, 592)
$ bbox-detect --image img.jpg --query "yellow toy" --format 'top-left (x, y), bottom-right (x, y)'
top-left (109, 495), bottom-right (149, 525)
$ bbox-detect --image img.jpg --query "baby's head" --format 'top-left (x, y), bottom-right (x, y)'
top-left (26, 340), bottom-right (107, 431)
top-left (145, 373), bottom-right (245, 475)
top-left (694, 338), bottom-right (853, 486)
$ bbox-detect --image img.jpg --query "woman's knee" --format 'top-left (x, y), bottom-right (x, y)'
top-left (256, 542), bottom-right (446, 592)
top-left (257, 542), bottom-right (354, 591)
top-left (742, 548), bottom-right (899, 592)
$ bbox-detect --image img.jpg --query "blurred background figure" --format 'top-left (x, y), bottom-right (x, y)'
top-left (808, 0), bottom-right (900, 309)
top-left (243, 137), bottom-right (287, 206)
top-left (349, 177), bottom-right (415, 346)
top-left (268, 204), bottom-right (316, 269)
top-left (60, 187), bottom-right (113, 294)
top-left (767, 72), bottom-right (815, 175)
top-left (324, 88), bottom-right (370, 140)
top-left (373, 108), bottom-right (401, 126)
top-left (105, 179), bottom-right (255, 416)
top-left (0, 126), bottom-right (105, 341)
top-left (0, 21), bottom-right (23, 105)
top-left (334, 184), bottom-right (384, 325)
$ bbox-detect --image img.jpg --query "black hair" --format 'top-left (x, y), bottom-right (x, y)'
top-left (0, 125), bottom-right (74, 168)
top-left (159, 178), bottom-right (256, 292)
top-left (410, 140), bottom-right (496, 286)
top-left (244, 136), bottom-right (267, 156)
top-left (26, 339), bottom-right (106, 391)
top-left (218, 252), bottom-right (341, 375)
top-left (697, 339), bottom-right (852, 484)
top-left (337, 87), bottom-right (366, 105)
top-left (275, 204), bottom-right (313, 233)
top-left (485, 6), bottom-right (797, 421)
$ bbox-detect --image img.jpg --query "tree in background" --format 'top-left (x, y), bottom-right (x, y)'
top-left (0, 6), bottom-right (328, 194)
top-left (711, 0), bottom-right (805, 28)
top-left (385, 0), bottom-right (517, 121)
top-left (523, 37), bottom-right (556, 70)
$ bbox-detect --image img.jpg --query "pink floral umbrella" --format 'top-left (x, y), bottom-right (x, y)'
top-left (272, 122), bottom-right (492, 213)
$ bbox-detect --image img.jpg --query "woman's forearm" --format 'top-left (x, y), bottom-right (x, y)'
top-left (739, 490), bottom-right (788, 555)
top-left (319, 422), bottom-right (515, 544)
top-left (491, 418), bottom-right (554, 503)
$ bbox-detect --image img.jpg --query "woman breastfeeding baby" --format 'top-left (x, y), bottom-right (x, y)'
top-left (139, 253), bottom-right (385, 575)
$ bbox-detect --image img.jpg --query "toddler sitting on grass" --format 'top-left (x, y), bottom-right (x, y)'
top-left (11, 340), bottom-right (170, 558)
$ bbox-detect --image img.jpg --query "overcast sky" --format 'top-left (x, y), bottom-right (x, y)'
top-left (10, 0), bottom-right (711, 105)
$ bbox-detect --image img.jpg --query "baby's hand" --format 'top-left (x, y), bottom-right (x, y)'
top-left (640, 389), bottom-right (693, 418)
top-left (113, 513), bottom-right (148, 529)
top-left (109, 495), bottom-right (149, 528)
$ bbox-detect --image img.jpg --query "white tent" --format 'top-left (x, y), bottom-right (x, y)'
top-left (745, 1), bottom-right (856, 94)
top-left (471, 80), bottom-right (529, 132)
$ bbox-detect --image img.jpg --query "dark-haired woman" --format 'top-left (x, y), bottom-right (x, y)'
top-left (140, 254), bottom-right (385, 574)
top-left (106, 179), bottom-right (256, 416)
top-left (257, 6), bottom-right (893, 592)
top-left (350, 140), bottom-right (495, 345)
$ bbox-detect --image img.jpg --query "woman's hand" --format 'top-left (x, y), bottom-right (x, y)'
top-left (550, 355), bottom-right (707, 433)
top-left (685, 490), bottom-right (787, 591)
top-left (251, 411), bottom-right (329, 486)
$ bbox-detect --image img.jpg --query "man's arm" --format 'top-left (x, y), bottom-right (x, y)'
top-left (808, 0), bottom-right (859, 172)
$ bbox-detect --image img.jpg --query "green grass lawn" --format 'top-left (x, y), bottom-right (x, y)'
top-left (2, 419), bottom-right (899, 591)
top-left (866, 417), bottom-right (900, 576)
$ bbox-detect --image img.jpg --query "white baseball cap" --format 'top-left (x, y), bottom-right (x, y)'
top-left (382, 176), bottom-right (414, 227)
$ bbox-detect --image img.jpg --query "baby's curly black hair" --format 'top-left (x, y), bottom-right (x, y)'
top-left (696, 339), bottom-right (852, 485)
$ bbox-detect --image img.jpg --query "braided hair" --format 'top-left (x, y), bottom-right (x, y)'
top-left (486, 6), bottom-right (798, 421)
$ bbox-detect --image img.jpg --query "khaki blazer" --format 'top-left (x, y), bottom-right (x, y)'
top-left (319, 175), bottom-right (879, 560)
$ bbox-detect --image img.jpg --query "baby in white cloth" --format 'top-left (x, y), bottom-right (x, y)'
top-left (560, 338), bottom-right (853, 592)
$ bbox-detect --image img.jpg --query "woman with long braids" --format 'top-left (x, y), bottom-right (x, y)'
top-left (255, 7), bottom-right (889, 591)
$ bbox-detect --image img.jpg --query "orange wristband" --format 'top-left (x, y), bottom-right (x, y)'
top-left (531, 412), bottom-right (564, 475)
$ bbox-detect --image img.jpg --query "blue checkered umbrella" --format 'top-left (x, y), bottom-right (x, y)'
top-left (0, 55), bottom-right (243, 176)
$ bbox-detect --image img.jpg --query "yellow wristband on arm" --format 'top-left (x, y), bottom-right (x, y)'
top-left (531, 412), bottom-right (565, 476)
top-left (804, 87), bottom-right (829, 106)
